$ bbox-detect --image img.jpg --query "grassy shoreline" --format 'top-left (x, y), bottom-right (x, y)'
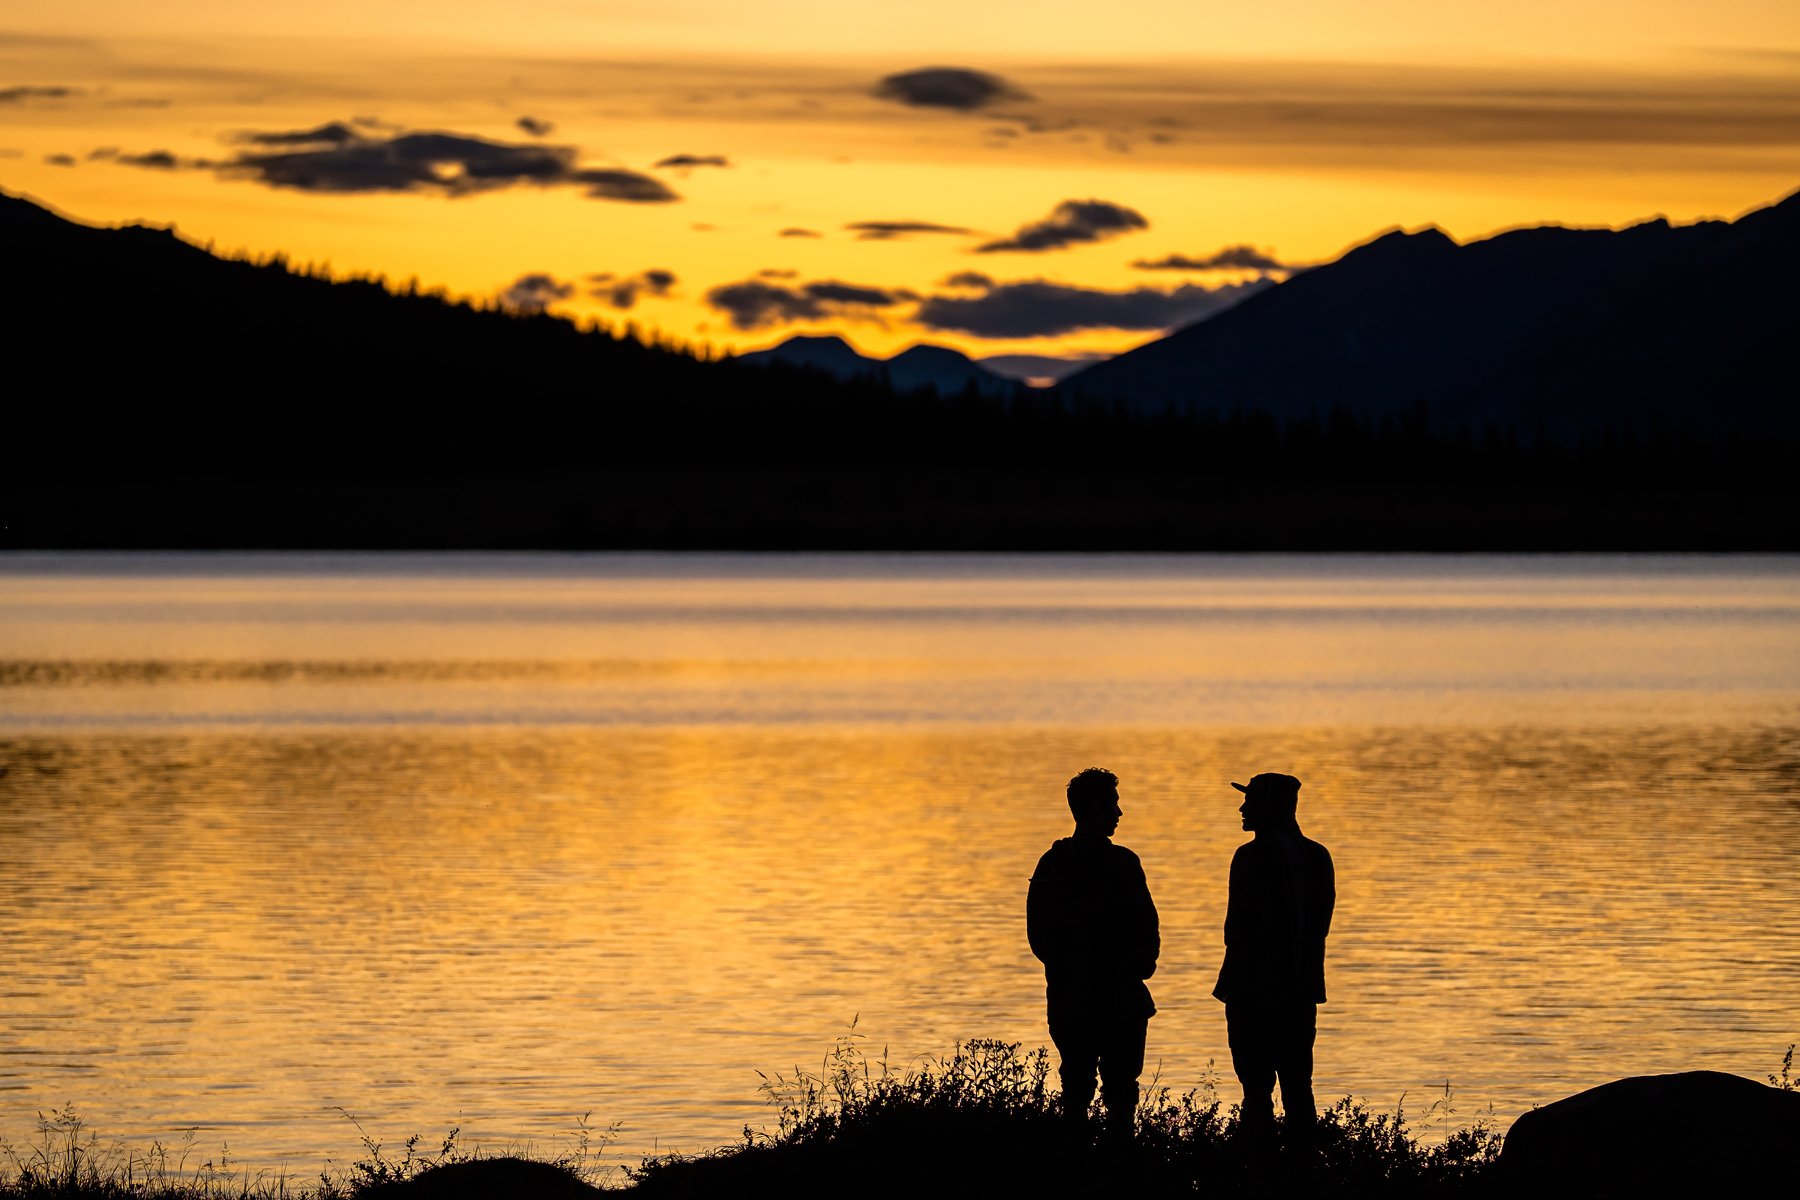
top-left (0, 1040), bottom-right (1502, 1198)
top-left (9, 1043), bottom-right (1794, 1198)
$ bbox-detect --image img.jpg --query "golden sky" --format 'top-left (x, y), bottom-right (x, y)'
top-left (6, 2), bottom-right (1800, 365)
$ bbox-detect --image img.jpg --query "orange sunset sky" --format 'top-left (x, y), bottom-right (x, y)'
top-left (6, 2), bottom-right (1800, 367)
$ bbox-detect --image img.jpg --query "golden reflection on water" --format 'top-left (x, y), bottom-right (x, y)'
top-left (2, 723), bottom-right (1798, 1172)
top-left (1, 554), bottom-right (1798, 1172)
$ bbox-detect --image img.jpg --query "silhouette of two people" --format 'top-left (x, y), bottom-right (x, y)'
top-left (1027, 768), bottom-right (1160, 1140)
top-left (1028, 768), bottom-right (1335, 1147)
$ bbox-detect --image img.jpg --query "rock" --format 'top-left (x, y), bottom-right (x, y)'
top-left (1501, 1070), bottom-right (1800, 1192)
top-left (394, 1156), bottom-right (602, 1199)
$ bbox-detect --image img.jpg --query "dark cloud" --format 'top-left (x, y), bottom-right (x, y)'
top-left (779, 227), bottom-right (822, 238)
top-left (207, 122), bottom-right (677, 203)
top-left (0, 86), bottom-right (77, 103)
top-left (705, 281), bottom-right (824, 330)
top-left (912, 276), bottom-right (1271, 339)
top-left (705, 277), bottom-right (907, 331)
top-left (43, 153), bottom-right (76, 166)
top-left (977, 199), bottom-right (1148, 253)
top-left (872, 67), bottom-right (1029, 111)
top-left (707, 261), bottom-right (1265, 338)
top-left (116, 149), bottom-right (182, 170)
top-left (1133, 245), bottom-right (1289, 272)
top-left (567, 167), bottom-right (678, 202)
top-left (655, 153), bottom-right (730, 169)
top-left (226, 130), bottom-right (572, 194)
top-left (498, 273), bottom-right (575, 315)
top-left (805, 280), bottom-right (909, 306)
top-left (238, 122), bottom-right (361, 146)
top-left (109, 147), bottom-right (222, 172)
top-left (516, 116), bottom-right (555, 137)
top-left (845, 220), bottom-right (975, 241)
top-left (915, 59), bottom-right (1800, 172)
top-left (592, 268), bottom-right (679, 309)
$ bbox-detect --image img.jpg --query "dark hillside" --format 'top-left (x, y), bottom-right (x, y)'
top-left (1060, 188), bottom-right (1800, 441)
top-left (5, 189), bottom-right (1795, 549)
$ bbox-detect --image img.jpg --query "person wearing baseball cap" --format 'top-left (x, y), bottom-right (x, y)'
top-left (1212, 772), bottom-right (1335, 1151)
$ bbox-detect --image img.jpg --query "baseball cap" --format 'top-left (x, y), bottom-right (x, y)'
top-left (1231, 772), bottom-right (1302, 798)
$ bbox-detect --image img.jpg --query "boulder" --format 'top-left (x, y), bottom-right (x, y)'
top-left (394, 1156), bottom-right (602, 1199)
top-left (1501, 1070), bottom-right (1800, 1192)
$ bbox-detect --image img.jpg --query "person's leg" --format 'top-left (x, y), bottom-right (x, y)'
top-left (1050, 1018), bottom-right (1099, 1124)
top-left (1096, 1017), bottom-right (1148, 1141)
top-left (1274, 1002), bottom-right (1318, 1144)
top-left (1225, 1004), bottom-right (1276, 1133)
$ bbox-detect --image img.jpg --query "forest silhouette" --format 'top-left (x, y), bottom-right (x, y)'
top-left (6, 189), bottom-right (1795, 550)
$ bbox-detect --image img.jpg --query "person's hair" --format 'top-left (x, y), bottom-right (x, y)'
top-left (1066, 767), bottom-right (1119, 820)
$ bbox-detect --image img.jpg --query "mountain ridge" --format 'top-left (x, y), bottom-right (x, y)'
top-left (1057, 187), bottom-right (1800, 439)
top-left (734, 334), bottom-right (1017, 396)
top-left (5, 185), bottom-right (1796, 549)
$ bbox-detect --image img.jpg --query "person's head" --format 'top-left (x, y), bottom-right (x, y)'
top-left (1232, 772), bottom-right (1301, 833)
top-left (1067, 767), bottom-right (1121, 837)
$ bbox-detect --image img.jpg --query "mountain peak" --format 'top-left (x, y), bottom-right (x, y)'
top-left (889, 343), bottom-right (973, 364)
top-left (771, 333), bottom-right (858, 353)
top-left (733, 332), bottom-right (1012, 396)
top-left (735, 333), bottom-right (874, 374)
top-left (1339, 224), bottom-right (1458, 266)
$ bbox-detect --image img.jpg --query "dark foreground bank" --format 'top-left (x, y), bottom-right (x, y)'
top-left (7, 1042), bottom-right (1796, 1199)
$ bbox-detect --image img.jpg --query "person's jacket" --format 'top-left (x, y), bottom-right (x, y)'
top-left (1212, 825), bottom-right (1335, 1005)
top-left (1028, 834), bottom-right (1160, 1026)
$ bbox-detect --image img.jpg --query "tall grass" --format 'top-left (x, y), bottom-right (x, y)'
top-left (625, 1030), bottom-right (1503, 1196)
top-left (0, 1108), bottom-right (613, 1200)
top-left (0, 1105), bottom-right (289, 1200)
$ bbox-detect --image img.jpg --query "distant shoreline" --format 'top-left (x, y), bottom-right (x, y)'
top-left (8, 473), bottom-right (1797, 552)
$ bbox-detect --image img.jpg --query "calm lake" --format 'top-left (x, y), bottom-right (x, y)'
top-left (2, 553), bottom-right (1797, 1174)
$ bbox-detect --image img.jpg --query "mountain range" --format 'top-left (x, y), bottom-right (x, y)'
top-left (733, 335), bottom-right (1018, 396)
top-left (12, 183), bottom-right (1795, 442)
top-left (4, 184), bottom-right (1796, 549)
top-left (1060, 187), bottom-right (1800, 438)
top-left (730, 335), bottom-right (1101, 392)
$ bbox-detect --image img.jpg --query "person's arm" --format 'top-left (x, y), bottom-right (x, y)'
top-left (1212, 846), bottom-right (1248, 1002)
top-left (1027, 852), bottom-right (1056, 964)
top-left (1222, 846), bottom-right (1248, 949)
top-left (1318, 847), bottom-right (1335, 940)
top-left (1131, 857), bottom-right (1160, 979)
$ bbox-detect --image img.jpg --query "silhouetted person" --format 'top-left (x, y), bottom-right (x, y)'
top-left (1028, 767), bottom-right (1160, 1141)
top-left (1213, 772), bottom-right (1335, 1147)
